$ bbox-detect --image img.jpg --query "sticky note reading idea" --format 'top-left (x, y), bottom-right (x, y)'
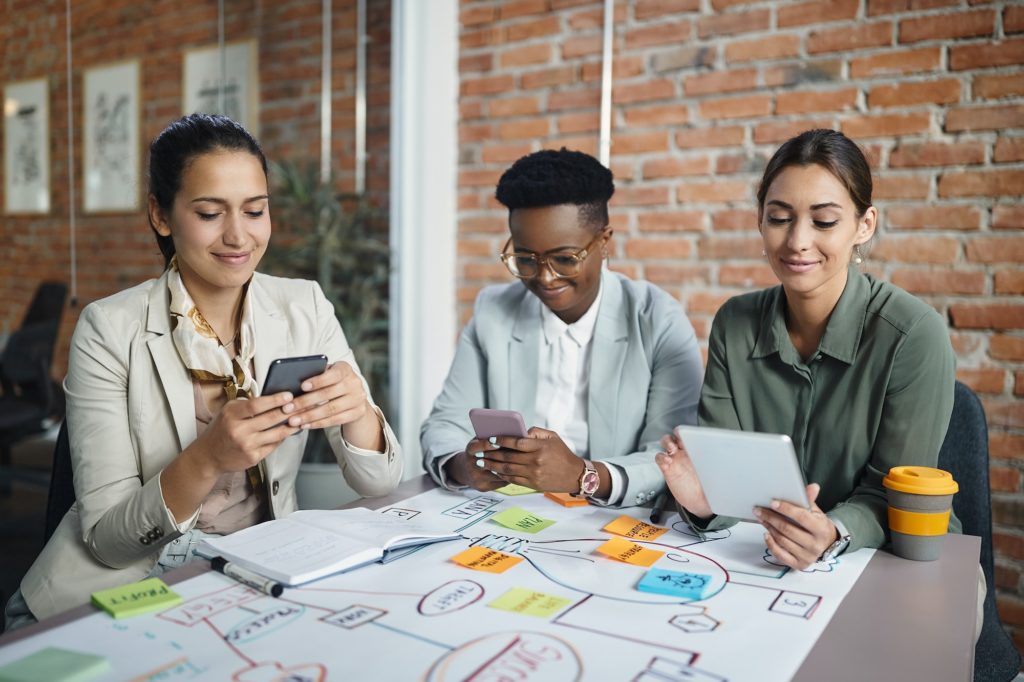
top-left (596, 537), bottom-right (664, 567)
top-left (0, 647), bottom-right (109, 682)
top-left (451, 546), bottom-right (523, 574)
top-left (91, 577), bottom-right (183, 619)
top-left (490, 507), bottom-right (555, 534)
top-left (488, 587), bottom-right (572, 618)
top-left (637, 568), bottom-right (713, 600)
top-left (495, 483), bottom-right (538, 496)
top-left (603, 515), bottom-right (669, 541)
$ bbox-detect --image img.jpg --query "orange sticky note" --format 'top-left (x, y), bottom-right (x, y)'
top-left (544, 492), bottom-right (589, 508)
top-left (603, 515), bottom-right (669, 541)
top-left (451, 546), bottom-right (524, 574)
top-left (596, 537), bottom-right (664, 567)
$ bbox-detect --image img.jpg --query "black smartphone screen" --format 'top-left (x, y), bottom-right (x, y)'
top-left (262, 355), bottom-right (328, 396)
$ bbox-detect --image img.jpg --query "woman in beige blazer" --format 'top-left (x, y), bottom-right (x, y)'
top-left (6, 114), bottom-right (402, 627)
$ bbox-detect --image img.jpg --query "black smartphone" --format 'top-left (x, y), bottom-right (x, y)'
top-left (262, 354), bottom-right (328, 396)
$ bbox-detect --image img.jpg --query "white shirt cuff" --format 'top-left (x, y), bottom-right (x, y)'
top-left (588, 460), bottom-right (626, 506)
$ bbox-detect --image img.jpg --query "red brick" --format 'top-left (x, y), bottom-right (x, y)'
top-left (645, 264), bottom-right (711, 286)
top-left (684, 69), bottom-right (758, 96)
top-left (995, 138), bottom-right (1024, 164)
top-left (985, 400), bottom-right (1024, 429)
top-left (973, 73), bottom-right (1024, 100)
top-left (548, 89), bottom-right (600, 112)
top-left (993, 533), bottom-right (1024, 561)
top-left (500, 43), bottom-right (552, 68)
top-left (890, 142), bottom-right (986, 168)
top-left (461, 26), bottom-right (505, 49)
top-left (458, 239), bottom-right (496, 258)
top-left (946, 105), bottom-right (1024, 133)
top-left (636, 210), bottom-right (706, 232)
top-left (521, 66), bottom-right (575, 90)
top-left (992, 432), bottom-right (1024, 459)
top-left (990, 466), bottom-right (1022, 492)
top-left (676, 126), bottom-right (746, 149)
top-left (776, 88), bottom-right (859, 115)
top-left (868, 79), bottom-right (960, 108)
top-left (712, 208), bottom-right (758, 231)
top-left (842, 112), bottom-right (930, 138)
top-left (581, 55), bottom-right (646, 82)
top-left (625, 238), bottom-right (693, 259)
top-left (950, 38), bottom-right (1024, 71)
top-left (465, 262), bottom-right (511, 280)
top-left (996, 270), bottom-right (1024, 295)
top-left (699, 95), bottom-right (772, 121)
top-left (763, 60), bottom-right (843, 87)
top-left (558, 111), bottom-right (600, 134)
top-left (489, 96), bottom-right (541, 117)
top-left (611, 131), bottom-right (670, 154)
top-left (499, 0), bottom-right (549, 20)
top-left (899, 10), bottom-right (995, 43)
top-left (677, 180), bottom-right (750, 203)
top-left (611, 186), bottom-right (672, 207)
top-left (460, 122), bottom-right (496, 143)
top-left (995, 564), bottom-right (1021, 591)
top-left (459, 167), bottom-right (503, 189)
top-left (506, 16), bottom-right (561, 42)
top-left (651, 46), bottom-right (717, 72)
top-left (779, 0), bottom-right (859, 28)
top-left (460, 53), bottom-right (494, 73)
top-left (697, 9), bottom-right (771, 38)
top-left (867, 0), bottom-right (957, 16)
top-left (850, 47), bottom-right (941, 78)
top-left (459, 192), bottom-right (484, 210)
top-left (891, 269), bottom-right (986, 295)
top-left (687, 291), bottom-right (735, 315)
top-left (460, 215), bottom-right (508, 234)
top-left (719, 264), bottom-right (778, 287)
top-left (993, 205), bottom-right (1024, 230)
top-left (951, 331), bottom-right (983, 356)
top-left (698, 235), bottom-right (764, 259)
top-left (991, 334), bottom-right (1024, 361)
top-left (497, 118), bottom-right (550, 140)
top-left (462, 74), bottom-right (516, 96)
top-left (885, 205), bottom-right (982, 230)
top-left (547, 134), bottom-right (597, 156)
top-left (624, 20), bottom-right (693, 49)
top-left (481, 143), bottom-right (533, 164)
top-left (642, 156), bottom-right (711, 179)
top-left (711, 0), bottom-right (763, 7)
top-left (561, 34), bottom-right (602, 60)
top-left (635, 0), bottom-right (701, 19)
top-left (950, 304), bottom-right (1024, 330)
top-left (1017, 372), bottom-right (1024, 397)
top-left (715, 152), bottom-right (769, 175)
top-left (457, 285), bottom-right (483, 303)
top-left (753, 119), bottom-right (833, 144)
top-left (614, 79), bottom-right (677, 105)
top-left (461, 4), bottom-right (496, 27)
top-left (966, 237), bottom-right (1024, 264)
top-left (807, 22), bottom-right (893, 55)
top-left (461, 101), bottom-right (485, 120)
top-left (1007, 5), bottom-right (1024, 34)
top-left (939, 170), bottom-right (1024, 198)
top-left (623, 104), bottom-right (689, 127)
top-left (567, 3), bottom-right (628, 29)
top-left (725, 34), bottom-right (801, 63)
top-left (871, 236), bottom-right (959, 263)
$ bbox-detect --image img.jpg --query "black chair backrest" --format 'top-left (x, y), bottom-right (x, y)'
top-left (21, 281), bottom-right (67, 327)
top-left (44, 421), bottom-right (75, 543)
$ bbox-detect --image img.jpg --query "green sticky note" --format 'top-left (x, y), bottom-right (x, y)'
top-left (488, 587), bottom-right (572, 618)
top-left (490, 507), bottom-right (555, 534)
top-left (0, 647), bottom-right (109, 682)
top-left (91, 577), bottom-right (182, 619)
top-left (494, 483), bottom-right (538, 496)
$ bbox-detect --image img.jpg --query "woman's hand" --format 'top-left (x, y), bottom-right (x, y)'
top-left (194, 391), bottom-right (301, 475)
top-left (282, 361), bottom-right (383, 451)
top-left (654, 431), bottom-right (712, 519)
top-left (470, 427), bottom-right (595, 494)
top-left (444, 449), bottom-right (507, 492)
top-left (755, 483), bottom-right (838, 570)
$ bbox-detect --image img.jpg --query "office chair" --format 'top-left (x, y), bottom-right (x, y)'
top-left (938, 381), bottom-right (1022, 682)
top-left (44, 421), bottom-right (74, 543)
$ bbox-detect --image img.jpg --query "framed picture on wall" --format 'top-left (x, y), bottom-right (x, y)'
top-left (183, 40), bottom-right (259, 134)
top-left (83, 60), bottom-right (141, 213)
top-left (3, 77), bottom-right (50, 214)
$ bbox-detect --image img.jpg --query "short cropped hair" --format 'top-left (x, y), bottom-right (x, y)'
top-left (495, 148), bottom-right (614, 231)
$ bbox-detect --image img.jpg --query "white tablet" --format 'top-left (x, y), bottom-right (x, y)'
top-left (674, 425), bottom-right (810, 521)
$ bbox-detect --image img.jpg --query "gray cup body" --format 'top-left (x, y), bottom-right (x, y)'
top-left (885, 489), bottom-right (953, 562)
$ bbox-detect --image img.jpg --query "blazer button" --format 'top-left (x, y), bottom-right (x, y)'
top-left (272, 480), bottom-right (280, 495)
top-left (155, 527), bottom-right (164, 538)
top-left (147, 529), bottom-right (158, 540)
top-left (140, 537), bottom-right (151, 545)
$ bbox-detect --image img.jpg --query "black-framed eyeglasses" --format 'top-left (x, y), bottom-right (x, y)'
top-left (499, 229), bottom-right (607, 279)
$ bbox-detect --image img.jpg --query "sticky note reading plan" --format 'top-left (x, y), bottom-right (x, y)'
top-left (0, 647), bottom-right (109, 682)
top-left (603, 515), bottom-right (669, 541)
top-left (637, 568), bottom-right (713, 600)
top-left (488, 587), bottom-right (572, 618)
top-left (490, 507), bottom-right (555, 534)
top-left (495, 483), bottom-right (538, 496)
top-left (596, 537), bottom-right (664, 567)
top-left (451, 546), bottom-right (523, 574)
top-left (91, 577), bottom-right (183, 619)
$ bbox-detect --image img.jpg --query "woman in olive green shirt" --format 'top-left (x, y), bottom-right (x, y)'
top-left (658, 129), bottom-right (957, 571)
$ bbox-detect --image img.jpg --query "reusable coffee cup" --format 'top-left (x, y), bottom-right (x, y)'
top-left (882, 466), bottom-right (958, 561)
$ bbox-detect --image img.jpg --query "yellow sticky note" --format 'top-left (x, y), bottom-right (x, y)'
top-left (91, 577), bottom-right (183, 619)
top-left (596, 537), bottom-right (664, 567)
top-left (544, 492), bottom-right (589, 508)
top-left (603, 515), bottom-right (669, 541)
top-left (495, 483), bottom-right (538, 496)
top-left (490, 507), bottom-right (555, 534)
top-left (451, 546), bottom-right (523, 574)
top-left (488, 587), bottom-right (572, 618)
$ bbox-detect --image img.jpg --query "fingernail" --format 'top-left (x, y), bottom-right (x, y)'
top-left (283, 403), bottom-right (295, 413)
top-left (282, 392), bottom-right (293, 402)
top-left (301, 424), bottom-right (310, 430)
top-left (770, 500), bottom-right (780, 510)
top-left (302, 382), bottom-right (312, 392)
top-left (488, 436), bottom-right (497, 445)
top-left (475, 460), bottom-right (485, 468)
top-left (764, 533), bottom-right (770, 543)
top-left (752, 508), bottom-right (761, 518)
top-left (288, 416), bottom-right (301, 427)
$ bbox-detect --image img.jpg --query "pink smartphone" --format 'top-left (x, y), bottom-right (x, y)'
top-left (469, 408), bottom-right (528, 439)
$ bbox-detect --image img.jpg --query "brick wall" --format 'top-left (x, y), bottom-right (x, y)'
top-left (0, 0), bottom-right (390, 377)
top-left (456, 0), bottom-right (1024, 657)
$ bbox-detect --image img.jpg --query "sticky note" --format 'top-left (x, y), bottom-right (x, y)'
top-left (596, 537), bottom-right (664, 567)
top-left (451, 546), bottom-right (524, 573)
top-left (91, 577), bottom-right (183, 619)
top-left (603, 515), bottom-right (669, 541)
top-left (488, 587), bottom-right (572, 618)
top-left (637, 568), bottom-right (713, 600)
top-left (0, 647), bottom-right (110, 682)
top-left (544, 492), bottom-right (589, 508)
top-left (495, 483), bottom-right (538, 496)
top-left (490, 507), bottom-right (556, 534)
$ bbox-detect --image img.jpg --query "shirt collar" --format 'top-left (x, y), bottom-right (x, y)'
top-left (540, 279), bottom-right (603, 348)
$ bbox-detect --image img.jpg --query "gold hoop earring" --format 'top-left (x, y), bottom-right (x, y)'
top-left (853, 245), bottom-right (863, 265)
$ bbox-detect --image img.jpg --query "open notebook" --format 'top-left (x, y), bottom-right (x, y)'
top-left (197, 508), bottom-right (461, 586)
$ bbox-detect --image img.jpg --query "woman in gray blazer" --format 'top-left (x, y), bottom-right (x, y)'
top-left (421, 149), bottom-right (703, 508)
top-left (6, 114), bottom-right (402, 628)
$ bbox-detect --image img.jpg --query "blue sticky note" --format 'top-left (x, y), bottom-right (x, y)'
top-left (636, 568), bottom-right (712, 600)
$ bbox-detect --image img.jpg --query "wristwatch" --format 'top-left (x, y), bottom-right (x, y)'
top-left (819, 531), bottom-right (851, 562)
top-left (575, 460), bottom-right (600, 498)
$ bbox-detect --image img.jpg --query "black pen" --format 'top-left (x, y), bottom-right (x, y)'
top-left (649, 491), bottom-right (670, 525)
top-left (211, 556), bottom-right (284, 597)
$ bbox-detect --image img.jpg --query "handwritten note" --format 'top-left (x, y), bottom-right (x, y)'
top-left (544, 492), bottom-right (589, 508)
top-left (490, 507), bottom-right (556, 534)
top-left (450, 546), bottom-right (523, 574)
top-left (637, 568), bottom-right (712, 600)
top-left (603, 515), bottom-right (669, 541)
top-left (0, 647), bottom-right (109, 682)
top-left (595, 537), bottom-right (664, 567)
top-left (91, 577), bottom-right (183, 619)
top-left (495, 483), bottom-right (538, 496)
top-left (488, 587), bottom-right (572, 618)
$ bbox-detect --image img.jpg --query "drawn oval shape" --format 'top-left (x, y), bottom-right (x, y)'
top-left (225, 604), bottom-right (306, 644)
top-left (426, 631), bottom-right (581, 682)
top-left (418, 580), bottom-right (485, 616)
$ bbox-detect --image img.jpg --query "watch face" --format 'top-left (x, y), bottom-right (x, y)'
top-left (582, 470), bottom-right (600, 495)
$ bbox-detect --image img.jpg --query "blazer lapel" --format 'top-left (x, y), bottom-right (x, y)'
top-left (145, 272), bottom-right (196, 451)
top-left (508, 292), bottom-right (540, 429)
top-left (588, 269), bottom-right (628, 454)
top-left (250, 275), bottom-right (291, 391)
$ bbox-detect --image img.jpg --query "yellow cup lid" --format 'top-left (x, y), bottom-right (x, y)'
top-left (883, 466), bottom-right (958, 496)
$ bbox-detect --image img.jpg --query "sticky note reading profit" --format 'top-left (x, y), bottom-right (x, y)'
top-left (451, 546), bottom-right (523, 574)
top-left (495, 483), bottom-right (538, 496)
top-left (637, 568), bottom-right (713, 600)
top-left (488, 587), bottom-right (572, 618)
top-left (0, 647), bottom-right (110, 682)
top-left (603, 515), bottom-right (669, 541)
top-left (91, 577), bottom-right (183, 619)
top-left (596, 537), bottom-right (664, 567)
top-left (490, 507), bottom-right (556, 534)
top-left (544, 492), bottom-right (589, 508)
